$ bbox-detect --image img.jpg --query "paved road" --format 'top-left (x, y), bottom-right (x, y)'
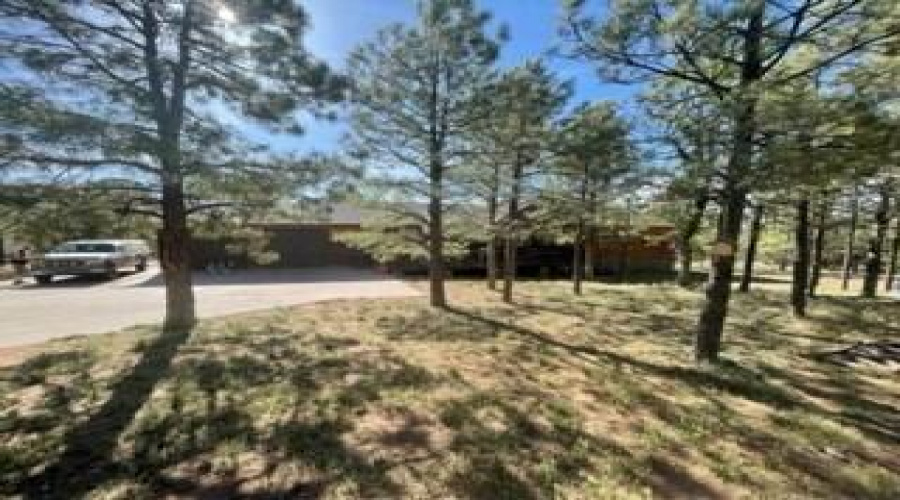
top-left (0, 266), bottom-right (419, 348)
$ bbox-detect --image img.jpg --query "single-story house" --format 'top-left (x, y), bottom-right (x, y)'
top-left (191, 221), bottom-right (374, 269)
top-left (191, 203), bottom-right (677, 275)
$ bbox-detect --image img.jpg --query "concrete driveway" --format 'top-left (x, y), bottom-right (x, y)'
top-left (0, 266), bottom-right (419, 348)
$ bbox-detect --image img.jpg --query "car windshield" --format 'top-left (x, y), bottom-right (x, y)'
top-left (50, 243), bottom-right (118, 253)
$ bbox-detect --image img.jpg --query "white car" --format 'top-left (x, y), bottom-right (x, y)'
top-left (31, 239), bottom-right (151, 284)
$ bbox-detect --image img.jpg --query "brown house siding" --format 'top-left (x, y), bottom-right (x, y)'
top-left (593, 227), bottom-right (677, 274)
top-left (445, 227), bottom-right (676, 276)
top-left (263, 224), bottom-right (374, 268)
top-left (592, 239), bottom-right (676, 274)
top-left (190, 222), bottom-right (675, 274)
top-left (190, 223), bottom-right (374, 269)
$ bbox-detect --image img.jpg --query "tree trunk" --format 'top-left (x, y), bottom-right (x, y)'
top-left (808, 196), bottom-right (829, 298)
top-left (428, 179), bottom-right (446, 308)
top-left (862, 182), bottom-right (891, 298)
top-left (486, 237), bottom-right (498, 290)
top-left (886, 217), bottom-right (899, 292)
top-left (791, 197), bottom-right (810, 316)
top-left (146, 6), bottom-right (196, 333)
top-left (694, 2), bottom-right (762, 363)
top-left (425, 49), bottom-right (447, 308)
top-left (486, 175), bottom-right (499, 291)
top-left (738, 203), bottom-right (763, 292)
top-left (677, 244), bottom-right (693, 287)
top-left (715, 204), bottom-right (727, 239)
top-left (160, 178), bottom-right (195, 332)
top-left (502, 234), bottom-right (517, 303)
top-left (584, 191), bottom-right (597, 280)
top-left (573, 221), bottom-right (584, 295)
top-left (619, 197), bottom-right (634, 282)
top-left (502, 157), bottom-right (523, 304)
top-left (696, 193), bottom-right (745, 363)
top-left (428, 208), bottom-right (446, 307)
top-left (677, 195), bottom-right (709, 287)
top-left (841, 186), bottom-right (859, 291)
top-left (584, 227), bottom-right (595, 280)
top-left (573, 170), bottom-right (588, 295)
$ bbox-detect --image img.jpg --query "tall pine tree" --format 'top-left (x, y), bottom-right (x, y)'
top-left (562, 0), bottom-right (900, 362)
top-left (0, 0), bottom-right (344, 331)
top-left (346, 0), bottom-right (503, 307)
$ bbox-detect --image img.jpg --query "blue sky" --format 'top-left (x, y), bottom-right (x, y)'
top-left (287, 0), bottom-right (638, 153)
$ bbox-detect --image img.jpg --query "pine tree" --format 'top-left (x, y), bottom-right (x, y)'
top-left (479, 61), bottom-right (570, 303)
top-left (346, 0), bottom-right (503, 307)
top-left (552, 101), bottom-right (633, 294)
top-left (641, 82), bottom-right (725, 288)
top-left (842, 52), bottom-right (900, 297)
top-left (740, 202), bottom-right (764, 293)
top-left (0, 1), bottom-right (344, 331)
top-left (562, 0), bottom-right (900, 362)
top-left (757, 74), bottom-right (847, 314)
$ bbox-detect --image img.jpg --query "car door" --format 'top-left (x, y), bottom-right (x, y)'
top-left (116, 244), bottom-right (131, 267)
top-left (125, 243), bottom-right (138, 267)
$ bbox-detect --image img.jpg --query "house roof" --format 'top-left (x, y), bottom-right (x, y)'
top-left (324, 203), bottom-right (367, 224)
top-left (258, 201), bottom-right (675, 236)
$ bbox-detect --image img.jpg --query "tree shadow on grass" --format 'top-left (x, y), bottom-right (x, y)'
top-left (148, 417), bottom-right (399, 499)
top-left (3, 293), bottom-right (895, 498)
top-left (444, 305), bottom-right (900, 495)
top-left (755, 361), bottom-right (900, 447)
top-left (438, 390), bottom-right (727, 499)
top-left (16, 327), bottom-right (191, 499)
top-left (807, 297), bottom-right (900, 342)
top-left (446, 306), bottom-right (796, 404)
top-left (132, 334), bottom-right (426, 498)
top-left (372, 307), bottom-right (507, 342)
top-left (2, 323), bottom-right (429, 498)
top-left (0, 350), bottom-right (98, 441)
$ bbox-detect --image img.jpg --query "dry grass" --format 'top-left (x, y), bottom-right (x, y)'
top-left (1, 279), bottom-right (898, 499)
top-left (749, 273), bottom-right (894, 298)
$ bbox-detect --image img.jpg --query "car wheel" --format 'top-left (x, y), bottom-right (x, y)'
top-left (35, 275), bottom-right (53, 285)
top-left (136, 258), bottom-right (147, 272)
top-left (105, 263), bottom-right (119, 280)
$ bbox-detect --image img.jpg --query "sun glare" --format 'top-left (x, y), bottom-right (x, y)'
top-left (217, 5), bottom-right (236, 23)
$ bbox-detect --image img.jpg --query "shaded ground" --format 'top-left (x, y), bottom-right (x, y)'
top-left (1, 280), bottom-right (898, 499)
top-left (817, 342), bottom-right (900, 367)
